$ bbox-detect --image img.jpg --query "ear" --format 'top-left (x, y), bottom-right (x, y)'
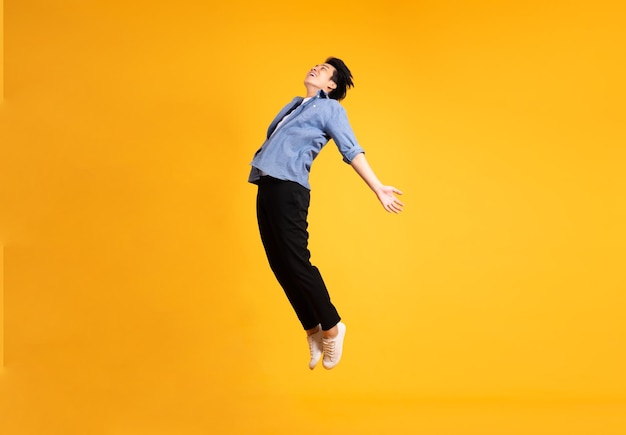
top-left (327, 80), bottom-right (337, 90)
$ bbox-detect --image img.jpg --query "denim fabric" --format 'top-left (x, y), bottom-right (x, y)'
top-left (248, 90), bottom-right (365, 190)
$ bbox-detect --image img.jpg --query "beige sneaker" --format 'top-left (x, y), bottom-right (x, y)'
top-left (307, 327), bottom-right (323, 370)
top-left (322, 322), bottom-right (346, 370)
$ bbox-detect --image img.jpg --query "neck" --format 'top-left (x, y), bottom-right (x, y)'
top-left (304, 86), bottom-right (324, 98)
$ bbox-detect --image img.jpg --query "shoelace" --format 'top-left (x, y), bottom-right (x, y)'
top-left (322, 338), bottom-right (336, 361)
top-left (308, 335), bottom-right (322, 357)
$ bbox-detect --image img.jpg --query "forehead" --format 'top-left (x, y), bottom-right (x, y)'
top-left (320, 63), bottom-right (336, 72)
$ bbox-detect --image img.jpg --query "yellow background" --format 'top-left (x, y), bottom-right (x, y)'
top-left (1, 0), bottom-right (625, 434)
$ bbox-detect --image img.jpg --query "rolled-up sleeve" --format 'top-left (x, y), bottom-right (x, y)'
top-left (325, 103), bottom-right (365, 163)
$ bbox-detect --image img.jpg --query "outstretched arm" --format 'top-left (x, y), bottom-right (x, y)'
top-left (350, 153), bottom-right (404, 213)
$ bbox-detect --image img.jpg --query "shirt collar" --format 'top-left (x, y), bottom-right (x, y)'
top-left (298, 90), bottom-right (329, 102)
top-left (317, 89), bottom-right (330, 99)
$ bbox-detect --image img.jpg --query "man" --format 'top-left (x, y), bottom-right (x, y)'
top-left (249, 57), bottom-right (404, 370)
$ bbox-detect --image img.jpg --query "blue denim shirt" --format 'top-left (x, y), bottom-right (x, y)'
top-left (248, 90), bottom-right (365, 190)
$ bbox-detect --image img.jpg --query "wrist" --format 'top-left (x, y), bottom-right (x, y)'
top-left (372, 184), bottom-right (384, 195)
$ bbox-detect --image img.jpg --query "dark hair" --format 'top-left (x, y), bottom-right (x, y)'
top-left (325, 57), bottom-right (354, 101)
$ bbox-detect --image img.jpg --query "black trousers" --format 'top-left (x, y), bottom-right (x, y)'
top-left (256, 177), bottom-right (341, 331)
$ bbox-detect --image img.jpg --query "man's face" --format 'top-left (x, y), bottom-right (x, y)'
top-left (304, 63), bottom-right (337, 93)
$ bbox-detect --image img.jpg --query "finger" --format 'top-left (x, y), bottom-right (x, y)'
top-left (393, 188), bottom-right (403, 195)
